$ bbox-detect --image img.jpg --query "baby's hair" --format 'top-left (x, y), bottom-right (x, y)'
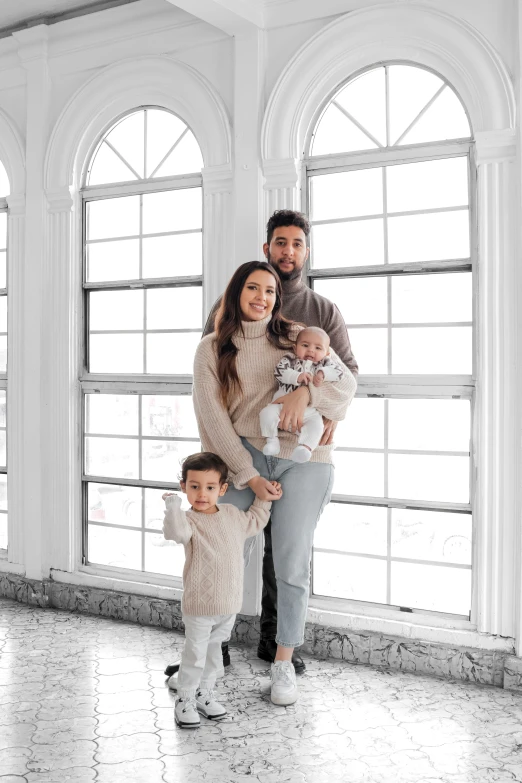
top-left (180, 452), bottom-right (229, 486)
top-left (296, 326), bottom-right (330, 345)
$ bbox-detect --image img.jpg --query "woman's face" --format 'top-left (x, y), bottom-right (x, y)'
top-left (239, 270), bottom-right (278, 321)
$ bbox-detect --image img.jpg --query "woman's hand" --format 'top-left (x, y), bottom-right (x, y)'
top-left (247, 476), bottom-right (283, 501)
top-left (297, 372), bottom-right (313, 385)
top-left (319, 417), bottom-right (338, 446)
top-left (274, 386), bottom-right (310, 434)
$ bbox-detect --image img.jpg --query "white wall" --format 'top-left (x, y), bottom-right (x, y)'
top-left (0, 0), bottom-right (520, 651)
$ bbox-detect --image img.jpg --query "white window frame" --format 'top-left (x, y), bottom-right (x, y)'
top-left (0, 198), bottom-right (7, 554)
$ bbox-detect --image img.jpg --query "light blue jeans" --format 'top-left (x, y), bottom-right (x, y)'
top-left (221, 438), bottom-right (334, 648)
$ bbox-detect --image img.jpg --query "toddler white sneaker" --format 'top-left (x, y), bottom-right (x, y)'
top-left (196, 688), bottom-right (227, 720)
top-left (175, 697), bottom-right (200, 728)
top-left (270, 660), bottom-right (298, 705)
top-left (263, 437), bottom-right (280, 456)
top-left (167, 673), bottom-right (178, 690)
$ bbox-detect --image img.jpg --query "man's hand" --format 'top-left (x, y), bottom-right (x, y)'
top-left (313, 370), bottom-right (325, 387)
top-left (297, 372), bottom-right (313, 386)
top-left (273, 387), bottom-right (309, 434)
top-left (320, 417), bottom-right (338, 446)
top-left (247, 476), bottom-right (283, 501)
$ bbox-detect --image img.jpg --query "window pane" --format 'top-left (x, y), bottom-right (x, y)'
top-left (400, 88), bottom-right (471, 146)
top-left (89, 334), bottom-right (144, 374)
top-left (0, 475), bottom-right (7, 510)
top-left (389, 399), bottom-right (470, 452)
top-left (85, 436), bottom-right (139, 480)
top-left (86, 196), bottom-right (140, 240)
top-left (313, 552), bottom-right (387, 603)
top-left (146, 109), bottom-right (188, 177)
top-left (146, 287), bottom-right (202, 330)
top-left (388, 210), bottom-right (470, 263)
top-left (0, 251), bottom-right (6, 289)
top-left (142, 233), bottom-right (202, 278)
top-left (105, 111), bottom-right (144, 179)
top-left (86, 239), bottom-right (139, 283)
top-left (311, 169), bottom-right (383, 221)
top-left (0, 161), bottom-right (9, 197)
top-left (90, 290), bottom-right (143, 331)
top-left (392, 273), bottom-right (472, 324)
top-left (142, 439), bottom-right (200, 483)
top-left (0, 213), bottom-right (6, 248)
top-left (333, 451), bottom-right (384, 497)
top-left (311, 219), bottom-right (384, 269)
top-left (145, 533), bottom-right (184, 577)
top-left (142, 396), bottom-right (198, 438)
top-left (335, 398), bottom-right (385, 449)
top-left (392, 326), bottom-right (472, 374)
top-left (314, 502), bottom-right (387, 556)
top-left (0, 432), bottom-right (7, 468)
top-left (0, 336), bottom-right (7, 372)
top-left (146, 332), bottom-right (201, 375)
top-left (391, 509), bottom-right (471, 565)
top-left (391, 561), bottom-right (471, 614)
top-left (387, 157), bottom-right (468, 213)
top-left (88, 524), bottom-right (141, 570)
top-left (334, 67), bottom-right (386, 147)
top-left (388, 65), bottom-right (444, 146)
top-left (0, 391), bottom-right (6, 427)
top-left (0, 297), bottom-right (6, 332)
top-left (88, 483), bottom-right (141, 527)
top-left (88, 142), bottom-right (139, 186)
top-left (388, 454), bottom-right (469, 503)
top-left (311, 104), bottom-right (378, 157)
top-left (85, 395), bottom-right (139, 436)
top-left (155, 131), bottom-right (203, 177)
top-left (145, 487), bottom-right (171, 531)
top-left (346, 328), bottom-right (387, 374)
top-left (314, 277), bottom-right (387, 325)
top-left (142, 189), bottom-right (202, 235)
top-left (0, 513), bottom-right (7, 550)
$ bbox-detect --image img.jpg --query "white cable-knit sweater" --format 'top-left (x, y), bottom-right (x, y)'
top-left (163, 494), bottom-right (271, 616)
top-left (193, 315), bottom-right (357, 490)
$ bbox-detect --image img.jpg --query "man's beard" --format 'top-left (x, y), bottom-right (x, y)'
top-left (267, 253), bottom-right (302, 281)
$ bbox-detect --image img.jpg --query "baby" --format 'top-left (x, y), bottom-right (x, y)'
top-left (259, 326), bottom-right (344, 463)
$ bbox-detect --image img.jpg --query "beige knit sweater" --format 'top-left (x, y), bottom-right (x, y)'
top-left (163, 494), bottom-right (271, 616)
top-left (193, 315), bottom-right (357, 490)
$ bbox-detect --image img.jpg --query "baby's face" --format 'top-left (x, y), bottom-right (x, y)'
top-left (295, 331), bottom-right (329, 363)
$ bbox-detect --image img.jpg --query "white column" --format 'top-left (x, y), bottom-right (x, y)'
top-left (262, 157), bottom-right (301, 224)
top-left (473, 129), bottom-right (518, 639)
top-left (42, 188), bottom-right (81, 575)
top-left (233, 30), bottom-right (264, 266)
top-left (5, 195), bottom-right (25, 570)
top-left (13, 26), bottom-right (50, 579)
top-left (202, 165), bottom-right (233, 317)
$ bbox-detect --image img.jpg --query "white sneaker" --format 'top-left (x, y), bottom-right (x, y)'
top-left (175, 697), bottom-right (200, 728)
top-left (270, 660), bottom-right (298, 705)
top-left (263, 437), bottom-right (280, 456)
top-left (196, 689), bottom-right (227, 720)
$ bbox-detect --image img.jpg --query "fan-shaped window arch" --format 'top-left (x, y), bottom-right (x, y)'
top-left (81, 107), bottom-right (203, 579)
top-left (306, 64), bottom-right (474, 620)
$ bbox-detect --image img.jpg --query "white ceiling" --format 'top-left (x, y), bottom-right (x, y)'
top-left (0, 0), bottom-right (141, 36)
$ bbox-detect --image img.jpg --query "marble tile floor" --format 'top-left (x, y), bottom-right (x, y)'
top-left (2, 599), bottom-right (522, 783)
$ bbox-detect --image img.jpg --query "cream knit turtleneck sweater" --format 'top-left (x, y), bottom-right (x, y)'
top-left (193, 315), bottom-right (357, 489)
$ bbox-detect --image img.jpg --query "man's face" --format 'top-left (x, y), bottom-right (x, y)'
top-left (263, 225), bottom-right (309, 281)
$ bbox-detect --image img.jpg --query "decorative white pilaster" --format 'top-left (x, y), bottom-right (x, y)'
top-left (42, 188), bottom-right (81, 575)
top-left (473, 129), bottom-right (518, 639)
top-left (5, 194), bottom-right (25, 569)
top-left (13, 26), bottom-right (50, 579)
top-left (202, 164), bottom-right (233, 317)
top-left (262, 157), bottom-right (301, 224)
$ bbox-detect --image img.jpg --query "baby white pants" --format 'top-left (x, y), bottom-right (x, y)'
top-left (259, 403), bottom-right (325, 452)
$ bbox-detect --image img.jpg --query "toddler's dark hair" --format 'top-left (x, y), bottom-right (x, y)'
top-left (180, 452), bottom-right (229, 486)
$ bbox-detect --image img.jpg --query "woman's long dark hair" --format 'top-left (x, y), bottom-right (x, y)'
top-left (214, 261), bottom-right (295, 407)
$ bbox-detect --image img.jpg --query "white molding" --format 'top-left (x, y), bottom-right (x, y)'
top-left (262, 157), bottom-right (301, 221)
top-left (165, 0), bottom-right (263, 35)
top-left (0, 112), bottom-right (25, 197)
top-left (262, 3), bottom-right (515, 164)
top-left (51, 566), bottom-right (184, 603)
top-left (202, 165), bottom-right (233, 315)
top-left (474, 129), bottom-right (517, 164)
top-left (45, 55), bottom-right (232, 191)
top-left (0, 559), bottom-right (25, 576)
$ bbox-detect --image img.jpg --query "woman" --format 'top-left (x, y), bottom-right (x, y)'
top-left (193, 261), bottom-right (356, 706)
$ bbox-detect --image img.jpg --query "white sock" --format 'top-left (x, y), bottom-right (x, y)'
top-left (263, 437), bottom-right (280, 456)
top-left (291, 445), bottom-right (312, 463)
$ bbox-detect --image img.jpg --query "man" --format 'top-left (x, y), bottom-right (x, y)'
top-left (165, 209), bottom-right (358, 681)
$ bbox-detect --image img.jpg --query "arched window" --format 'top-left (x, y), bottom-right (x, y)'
top-left (307, 65), bottom-right (473, 617)
top-left (81, 108), bottom-right (203, 579)
top-left (0, 159), bottom-right (9, 552)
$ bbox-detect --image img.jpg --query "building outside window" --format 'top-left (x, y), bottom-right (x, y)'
top-left (306, 64), bottom-right (474, 617)
top-left (81, 107), bottom-right (203, 580)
